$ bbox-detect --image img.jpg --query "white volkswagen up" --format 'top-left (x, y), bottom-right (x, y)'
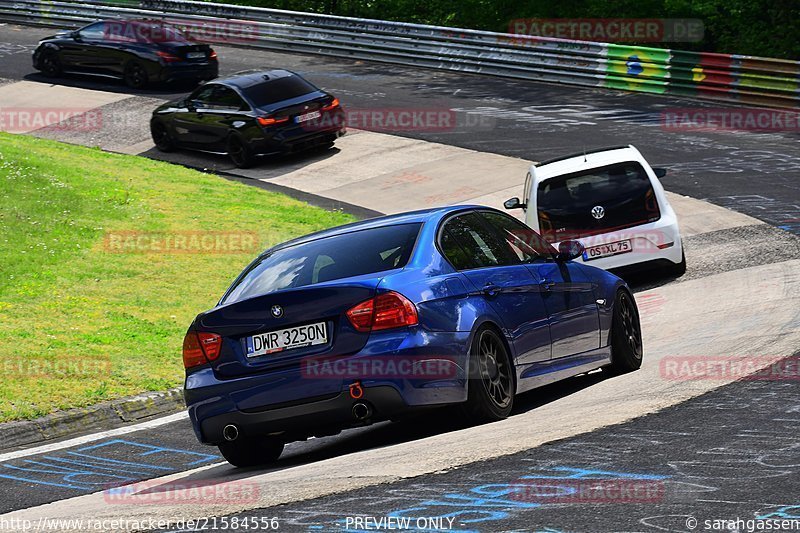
top-left (504, 145), bottom-right (685, 275)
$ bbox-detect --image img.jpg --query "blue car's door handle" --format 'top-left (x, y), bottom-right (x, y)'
top-left (539, 279), bottom-right (555, 291)
top-left (482, 283), bottom-right (500, 297)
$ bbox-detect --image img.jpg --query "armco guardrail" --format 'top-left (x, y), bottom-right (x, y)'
top-left (1, 0), bottom-right (798, 109)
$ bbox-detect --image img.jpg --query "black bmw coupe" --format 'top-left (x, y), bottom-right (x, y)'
top-left (150, 70), bottom-right (346, 168)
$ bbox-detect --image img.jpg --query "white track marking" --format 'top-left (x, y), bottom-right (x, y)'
top-left (0, 411), bottom-right (188, 462)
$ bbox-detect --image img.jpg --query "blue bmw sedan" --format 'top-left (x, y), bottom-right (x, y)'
top-left (182, 206), bottom-right (642, 466)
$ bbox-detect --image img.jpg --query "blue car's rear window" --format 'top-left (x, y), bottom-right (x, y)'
top-left (221, 223), bottom-right (422, 305)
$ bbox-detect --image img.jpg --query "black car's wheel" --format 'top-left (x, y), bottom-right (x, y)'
top-left (607, 290), bottom-right (643, 373)
top-left (124, 61), bottom-right (148, 89)
top-left (40, 51), bottom-right (62, 78)
top-left (461, 327), bottom-right (514, 422)
top-left (227, 135), bottom-right (255, 168)
top-left (150, 121), bottom-right (175, 152)
top-left (218, 436), bottom-right (284, 468)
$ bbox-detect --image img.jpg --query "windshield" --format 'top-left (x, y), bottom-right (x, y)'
top-left (221, 223), bottom-right (421, 305)
top-left (537, 161), bottom-right (660, 241)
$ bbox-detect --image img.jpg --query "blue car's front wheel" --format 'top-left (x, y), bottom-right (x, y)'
top-left (608, 290), bottom-right (643, 373)
top-left (462, 327), bottom-right (515, 422)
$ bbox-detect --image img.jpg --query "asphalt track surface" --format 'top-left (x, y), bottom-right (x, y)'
top-left (177, 356), bottom-right (800, 533)
top-left (1, 24), bottom-right (799, 235)
top-left (1, 22), bottom-right (800, 532)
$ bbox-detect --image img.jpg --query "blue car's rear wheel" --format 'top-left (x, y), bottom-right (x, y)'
top-left (218, 436), bottom-right (284, 468)
top-left (462, 327), bottom-right (514, 422)
top-left (608, 290), bottom-right (643, 373)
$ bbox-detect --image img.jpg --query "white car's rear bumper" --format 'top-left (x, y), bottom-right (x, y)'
top-left (560, 215), bottom-right (683, 271)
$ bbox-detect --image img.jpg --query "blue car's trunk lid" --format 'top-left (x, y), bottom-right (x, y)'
top-left (197, 278), bottom-right (380, 379)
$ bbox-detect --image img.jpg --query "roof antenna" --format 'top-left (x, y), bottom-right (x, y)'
top-left (583, 146), bottom-right (587, 162)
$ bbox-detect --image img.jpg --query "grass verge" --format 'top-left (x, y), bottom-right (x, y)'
top-left (0, 133), bottom-right (354, 422)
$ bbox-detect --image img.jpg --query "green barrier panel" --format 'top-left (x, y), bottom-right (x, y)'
top-left (737, 73), bottom-right (800, 93)
top-left (604, 75), bottom-right (668, 94)
top-left (604, 44), bottom-right (670, 94)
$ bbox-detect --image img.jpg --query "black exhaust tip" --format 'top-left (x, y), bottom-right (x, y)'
top-left (222, 424), bottom-right (239, 441)
top-left (352, 402), bottom-right (372, 421)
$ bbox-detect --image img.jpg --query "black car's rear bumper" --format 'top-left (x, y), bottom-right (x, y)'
top-left (157, 62), bottom-right (219, 83)
top-left (254, 128), bottom-right (346, 156)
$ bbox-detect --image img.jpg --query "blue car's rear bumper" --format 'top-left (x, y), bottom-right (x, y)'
top-left (185, 330), bottom-right (471, 444)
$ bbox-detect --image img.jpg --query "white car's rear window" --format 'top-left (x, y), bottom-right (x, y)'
top-left (537, 161), bottom-right (660, 240)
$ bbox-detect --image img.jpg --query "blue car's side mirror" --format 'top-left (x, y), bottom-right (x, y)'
top-left (557, 240), bottom-right (584, 262)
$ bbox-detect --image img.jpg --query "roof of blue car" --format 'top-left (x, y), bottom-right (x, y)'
top-left (266, 204), bottom-right (483, 254)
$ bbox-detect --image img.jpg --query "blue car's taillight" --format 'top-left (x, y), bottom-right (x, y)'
top-left (182, 331), bottom-right (222, 369)
top-left (346, 291), bottom-right (418, 333)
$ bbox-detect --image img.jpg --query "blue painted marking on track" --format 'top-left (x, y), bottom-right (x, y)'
top-left (0, 439), bottom-right (219, 492)
top-left (0, 472), bottom-right (89, 490)
top-left (371, 466), bottom-right (669, 532)
top-left (519, 466), bottom-right (668, 480)
top-left (64, 450), bottom-right (175, 470)
top-left (41, 456), bottom-right (156, 476)
top-left (759, 504), bottom-right (800, 519)
top-left (77, 439), bottom-right (219, 466)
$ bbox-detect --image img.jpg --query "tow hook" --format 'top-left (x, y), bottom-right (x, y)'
top-left (349, 380), bottom-right (364, 399)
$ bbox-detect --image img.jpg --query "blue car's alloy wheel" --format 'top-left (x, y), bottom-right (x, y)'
top-left (608, 290), bottom-right (643, 373)
top-left (463, 327), bottom-right (514, 422)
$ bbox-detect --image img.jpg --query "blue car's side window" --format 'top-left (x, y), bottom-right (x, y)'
top-left (440, 214), bottom-right (516, 270)
top-left (478, 211), bottom-right (556, 263)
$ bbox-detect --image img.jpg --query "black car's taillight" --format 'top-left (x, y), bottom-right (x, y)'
top-left (257, 115), bottom-right (290, 127)
top-left (321, 98), bottom-right (340, 111)
top-left (156, 51), bottom-right (181, 63)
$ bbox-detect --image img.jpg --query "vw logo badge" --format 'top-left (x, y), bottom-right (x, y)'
top-left (271, 305), bottom-right (283, 318)
top-left (591, 205), bottom-right (605, 220)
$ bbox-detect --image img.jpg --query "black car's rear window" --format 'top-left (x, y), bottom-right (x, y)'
top-left (241, 75), bottom-right (318, 108)
top-left (221, 223), bottom-right (422, 305)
